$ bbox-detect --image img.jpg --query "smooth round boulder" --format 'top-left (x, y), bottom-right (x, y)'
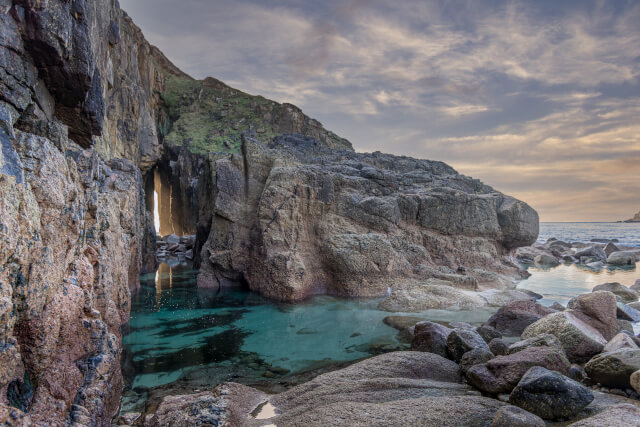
top-left (606, 251), bottom-right (637, 267)
top-left (411, 321), bottom-right (452, 358)
top-left (509, 366), bottom-right (594, 420)
top-left (491, 405), bottom-right (544, 427)
top-left (522, 311), bottom-right (606, 363)
top-left (584, 348), bottom-right (640, 388)
top-left (446, 328), bottom-right (490, 362)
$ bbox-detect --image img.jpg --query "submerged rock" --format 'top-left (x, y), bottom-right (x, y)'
top-left (509, 366), bottom-right (594, 420)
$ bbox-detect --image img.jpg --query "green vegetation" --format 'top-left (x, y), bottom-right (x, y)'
top-left (155, 64), bottom-right (352, 155)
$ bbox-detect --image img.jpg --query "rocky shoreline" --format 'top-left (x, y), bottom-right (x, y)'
top-left (118, 257), bottom-right (640, 426)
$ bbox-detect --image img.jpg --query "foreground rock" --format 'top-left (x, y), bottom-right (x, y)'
top-left (584, 349), bottom-right (640, 388)
top-left (411, 321), bottom-right (452, 357)
top-left (568, 403), bottom-right (640, 426)
top-left (465, 346), bottom-right (571, 394)
top-left (568, 291), bottom-right (618, 341)
top-left (491, 405), bottom-right (544, 427)
top-left (522, 312), bottom-right (607, 362)
top-left (509, 366), bottom-right (594, 420)
top-left (484, 300), bottom-right (556, 336)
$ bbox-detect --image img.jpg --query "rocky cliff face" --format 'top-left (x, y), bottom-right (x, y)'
top-left (625, 211), bottom-right (640, 223)
top-left (197, 134), bottom-right (538, 301)
top-left (0, 0), bottom-right (539, 424)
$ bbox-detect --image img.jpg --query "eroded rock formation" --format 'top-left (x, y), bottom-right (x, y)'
top-left (0, 0), bottom-right (539, 424)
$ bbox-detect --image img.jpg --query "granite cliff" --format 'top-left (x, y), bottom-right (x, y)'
top-left (624, 210), bottom-right (640, 223)
top-left (0, 0), bottom-right (538, 425)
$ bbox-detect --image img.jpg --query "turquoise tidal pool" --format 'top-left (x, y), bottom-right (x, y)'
top-left (121, 257), bottom-right (638, 413)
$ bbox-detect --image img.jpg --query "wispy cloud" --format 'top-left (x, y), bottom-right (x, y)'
top-left (120, 0), bottom-right (640, 221)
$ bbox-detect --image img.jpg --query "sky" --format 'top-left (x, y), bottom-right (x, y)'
top-left (120, 0), bottom-right (640, 222)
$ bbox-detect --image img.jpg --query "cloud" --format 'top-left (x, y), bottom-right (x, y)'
top-left (119, 0), bottom-right (640, 221)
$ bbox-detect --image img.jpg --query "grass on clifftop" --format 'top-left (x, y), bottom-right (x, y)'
top-left (157, 66), bottom-right (351, 155)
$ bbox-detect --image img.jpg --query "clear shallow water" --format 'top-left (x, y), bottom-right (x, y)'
top-left (120, 262), bottom-right (495, 412)
top-left (538, 222), bottom-right (640, 247)
top-left (121, 222), bottom-right (640, 413)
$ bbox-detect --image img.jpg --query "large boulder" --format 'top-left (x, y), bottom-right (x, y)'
top-left (509, 367), bottom-right (594, 420)
top-left (584, 349), bottom-right (640, 388)
top-left (592, 282), bottom-right (638, 303)
top-left (617, 302), bottom-right (640, 322)
top-left (484, 300), bottom-right (556, 336)
top-left (491, 405), bottom-right (544, 427)
top-left (446, 328), bottom-right (490, 362)
top-left (568, 403), bottom-right (640, 426)
top-left (465, 346), bottom-right (571, 394)
top-left (507, 334), bottom-right (563, 355)
top-left (522, 312), bottom-right (607, 362)
top-left (567, 291), bottom-right (618, 340)
top-left (411, 321), bottom-right (452, 358)
top-left (606, 251), bottom-right (637, 266)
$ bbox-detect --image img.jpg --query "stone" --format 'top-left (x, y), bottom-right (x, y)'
top-left (411, 321), bottom-right (452, 358)
top-left (569, 364), bottom-right (586, 381)
top-left (378, 280), bottom-right (486, 312)
top-left (534, 254), bottom-right (559, 266)
top-left (507, 334), bottom-right (563, 355)
top-left (477, 325), bottom-right (502, 343)
top-left (631, 370), bottom-right (640, 393)
top-left (459, 348), bottom-right (494, 374)
top-left (567, 291), bottom-right (618, 340)
top-left (575, 246), bottom-right (607, 262)
top-left (163, 234), bottom-right (181, 245)
top-left (584, 349), bottom-right (640, 388)
top-left (603, 333), bottom-right (639, 353)
top-left (567, 403), bottom-right (640, 426)
top-left (484, 300), bottom-right (556, 336)
top-left (492, 405), bottom-right (545, 427)
top-left (603, 242), bottom-right (620, 257)
top-left (631, 279), bottom-right (640, 293)
top-left (465, 346), bottom-right (571, 394)
top-left (617, 302), bottom-right (640, 322)
top-left (489, 338), bottom-right (509, 356)
top-left (383, 316), bottom-right (424, 342)
top-left (446, 328), bottom-right (490, 362)
top-left (522, 311), bottom-right (607, 362)
top-left (550, 302), bottom-right (565, 311)
top-left (592, 282), bottom-right (638, 303)
top-left (607, 251), bottom-right (637, 267)
top-left (509, 366), bottom-right (594, 420)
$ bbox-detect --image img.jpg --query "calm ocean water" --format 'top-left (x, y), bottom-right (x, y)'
top-left (538, 222), bottom-right (640, 247)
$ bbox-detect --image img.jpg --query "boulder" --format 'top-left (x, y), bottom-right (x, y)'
top-left (616, 319), bottom-right (635, 335)
top-left (446, 328), bottom-right (490, 362)
top-left (567, 291), bottom-right (618, 340)
top-left (567, 403), bottom-right (640, 426)
top-left (602, 333), bottom-right (639, 353)
top-left (484, 300), bottom-right (556, 336)
top-left (459, 348), bottom-right (494, 374)
top-left (592, 282), bottom-right (638, 303)
top-left (507, 334), bottom-right (563, 355)
top-left (550, 302), bottom-right (565, 311)
top-left (631, 370), bottom-right (640, 393)
top-left (631, 279), bottom-right (640, 293)
top-left (522, 311), bottom-right (607, 362)
top-left (378, 280), bottom-right (486, 312)
top-left (509, 366), bottom-right (594, 420)
top-left (575, 246), bottom-right (607, 262)
top-left (606, 251), bottom-right (637, 267)
top-left (489, 338), bottom-right (509, 356)
top-left (603, 242), bottom-right (620, 257)
top-left (534, 254), bottom-right (559, 266)
top-left (383, 316), bottom-right (424, 342)
top-left (465, 346), bottom-right (571, 394)
top-left (411, 321), bottom-right (452, 358)
top-left (163, 234), bottom-right (180, 245)
top-left (491, 405), bottom-right (545, 427)
top-left (616, 302), bottom-right (640, 322)
top-left (476, 325), bottom-right (502, 344)
top-left (584, 348), bottom-right (640, 388)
